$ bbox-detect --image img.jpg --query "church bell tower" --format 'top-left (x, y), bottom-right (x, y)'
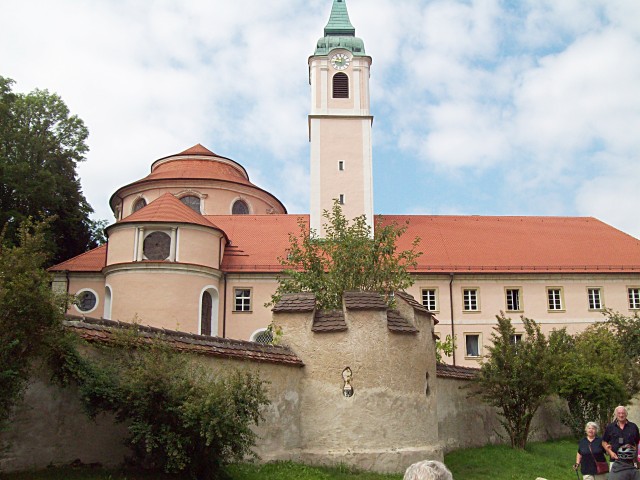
top-left (309, 0), bottom-right (373, 236)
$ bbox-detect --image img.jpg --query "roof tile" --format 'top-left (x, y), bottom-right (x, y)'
top-left (49, 245), bottom-right (107, 272)
top-left (343, 291), bottom-right (388, 310)
top-left (272, 292), bottom-right (316, 312)
top-left (312, 310), bottom-right (347, 332)
top-left (386, 309), bottom-right (418, 334)
top-left (436, 363), bottom-right (479, 380)
top-left (118, 193), bottom-right (218, 229)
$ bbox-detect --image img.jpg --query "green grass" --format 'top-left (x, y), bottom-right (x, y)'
top-left (446, 438), bottom-right (580, 480)
top-left (1, 439), bottom-right (580, 480)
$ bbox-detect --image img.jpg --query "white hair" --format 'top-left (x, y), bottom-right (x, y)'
top-left (403, 460), bottom-right (453, 480)
top-left (585, 421), bottom-right (599, 434)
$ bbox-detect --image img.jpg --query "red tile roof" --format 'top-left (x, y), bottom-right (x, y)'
top-left (213, 215), bottom-right (304, 272)
top-left (380, 215), bottom-right (640, 273)
top-left (49, 245), bottom-right (107, 272)
top-left (146, 159), bottom-right (253, 186)
top-left (118, 192), bottom-right (219, 229)
top-left (50, 213), bottom-right (640, 274)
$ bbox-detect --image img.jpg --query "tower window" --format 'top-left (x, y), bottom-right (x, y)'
top-left (338, 160), bottom-right (344, 171)
top-left (333, 72), bottom-right (349, 98)
top-left (339, 194), bottom-right (345, 205)
top-left (232, 199), bottom-right (249, 215)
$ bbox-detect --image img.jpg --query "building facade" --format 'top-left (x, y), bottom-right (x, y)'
top-left (50, 0), bottom-right (640, 367)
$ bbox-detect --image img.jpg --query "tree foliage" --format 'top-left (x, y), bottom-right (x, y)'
top-left (604, 309), bottom-right (640, 395)
top-left (0, 218), bottom-right (70, 428)
top-left (272, 201), bottom-right (421, 310)
top-left (473, 314), bottom-right (554, 449)
top-left (72, 326), bottom-right (270, 479)
top-left (0, 76), bottom-right (101, 265)
top-left (551, 324), bottom-right (629, 437)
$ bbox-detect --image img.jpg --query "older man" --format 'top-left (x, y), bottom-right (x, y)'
top-left (403, 460), bottom-right (453, 480)
top-left (602, 406), bottom-right (640, 461)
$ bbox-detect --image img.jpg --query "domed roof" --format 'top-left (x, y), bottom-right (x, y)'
top-left (147, 143), bottom-right (252, 186)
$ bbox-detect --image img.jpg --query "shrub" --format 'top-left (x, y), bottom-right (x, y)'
top-left (75, 327), bottom-right (270, 479)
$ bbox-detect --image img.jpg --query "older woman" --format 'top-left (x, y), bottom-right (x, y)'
top-left (575, 421), bottom-right (608, 480)
top-left (404, 460), bottom-right (453, 480)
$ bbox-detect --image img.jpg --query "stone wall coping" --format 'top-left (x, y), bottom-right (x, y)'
top-left (436, 363), bottom-right (479, 380)
top-left (64, 315), bottom-right (304, 367)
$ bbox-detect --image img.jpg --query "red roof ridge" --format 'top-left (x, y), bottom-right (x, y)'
top-left (178, 143), bottom-right (217, 156)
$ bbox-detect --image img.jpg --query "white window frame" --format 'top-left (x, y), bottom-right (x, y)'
top-left (464, 333), bottom-right (482, 358)
top-left (74, 288), bottom-right (99, 314)
top-left (628, 287), bottom-right (640, 310)
top-left (511, 333), bottom-right (523, 345)
top-left (462, 288), bottom-right (480, 312)
top-left (547, 287), bottom-right (564, 311)
top-left (505, 287), bottom-right (522, 312)
top-left (421, 288), bottom-right (439, 312)
top-left (233, 288), bottom-right (252, 312)
top-left (587, 287), bottom-right (603, 311)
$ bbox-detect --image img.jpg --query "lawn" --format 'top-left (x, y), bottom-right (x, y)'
top-left (1, 438), bottom-right (580, 480)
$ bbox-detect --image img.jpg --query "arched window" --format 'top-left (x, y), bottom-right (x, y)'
top-left (104, 285), bottom-right (112, 319)
top-left (232, 199), bottom-right (249, 215)
top-left (200, 288), bottom-right (219, 336)
top-left (180, 195), bottom-right (201, 213)
top-left (250, 328), bottom-right (274, 345)
top-left (333, 72), bottom-right (349, 98)
top-left (132, 198), bottom-right (147, 212)
top-left (201, 291), bottom-right (212, 336)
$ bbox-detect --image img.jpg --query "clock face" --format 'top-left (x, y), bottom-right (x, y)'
top-left (331, 53), bottom-right (350, 70)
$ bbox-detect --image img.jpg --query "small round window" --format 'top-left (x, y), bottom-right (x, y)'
top-left (132, 198), bottom-right (147, 212)
top-left (180, 195), bottom-right (201, 213)
top-left (143, 231), bottom-right (171, 260)
top-left (76, 290), bottom-right (97, 313)
top-left (232, 200), bottom-right (249, 215)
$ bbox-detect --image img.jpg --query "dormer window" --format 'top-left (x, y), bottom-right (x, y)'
top-left (232, 199), bottom-right (249, 215)
top-left (333, 73), bottom-right (349, 98)
top-left (180, 195), bottom-right (201, 213)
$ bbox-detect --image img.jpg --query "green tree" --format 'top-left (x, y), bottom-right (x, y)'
top-left (0, 218), bottom-right (70, 428)
top-left (74, 326), bottom-right (269, 479)
top-left (473, 314), bottom-right (554, 449)
top-left (0, 76), bottom-right (101, 265)
top-left (605, 309), bottom-right (640, 396)
top-left (272, 201), bottom-right (421, 310)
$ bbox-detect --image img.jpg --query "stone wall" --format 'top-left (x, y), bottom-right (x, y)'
top-left (435, 369), bottom-right (572, 452)
top-left (2, 292), bottom-right (609, 474)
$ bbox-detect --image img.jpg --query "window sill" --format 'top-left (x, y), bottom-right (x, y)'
top-left (232, 310), bottom-right (253, 314)
top-left (462, 310), bottom-right (481, 314)
top-left (547, 309), bottom-right (565, 313)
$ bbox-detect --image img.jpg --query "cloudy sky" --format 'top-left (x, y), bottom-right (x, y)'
top-left (2, 0), bottom-right (640, 237)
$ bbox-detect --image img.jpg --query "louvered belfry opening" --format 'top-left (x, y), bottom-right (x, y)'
top-left (333, 72), bottom-right (349, 98)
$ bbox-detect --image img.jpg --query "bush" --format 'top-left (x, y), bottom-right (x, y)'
top-left (75, 327), bottom-right (270, 479)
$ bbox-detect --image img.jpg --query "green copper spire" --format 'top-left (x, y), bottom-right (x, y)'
top-left (314, 0), bottom-right (366, 56)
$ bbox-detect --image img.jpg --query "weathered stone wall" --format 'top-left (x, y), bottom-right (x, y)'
top-left (5, 294), bottom-right (618, 474)
top-left (274, 294), bottom-right (441, 473)
top-left (436, 374), bottom-right (572, 452)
